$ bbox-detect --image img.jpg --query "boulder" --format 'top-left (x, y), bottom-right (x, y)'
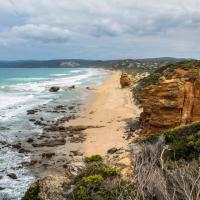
top-left (120, 73), bottom-right (131, 88)
top-left (7, 173), bottom-right (17, 179)
top-left (49, 86), bottom-right (60, 92)
top-left (22, 175), bottom-right (69, 200)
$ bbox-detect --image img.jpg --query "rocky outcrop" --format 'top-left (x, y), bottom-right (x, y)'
top-left (22, 175), bottom-right (69, 200)
top-left (120, 72), bottom-right (131, 88)
top-left (140, 68), bottom-right (200, 135)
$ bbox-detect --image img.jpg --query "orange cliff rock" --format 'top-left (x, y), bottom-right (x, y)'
top-left (120, 72), bottom-right (131, 88)
top-left (140, 68), bottom-right (200, 136)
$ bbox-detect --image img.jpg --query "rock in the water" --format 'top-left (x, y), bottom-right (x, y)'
top-left (27, 138), bottom-right (34, 143)
top-left (49, 86), bottom-right (60, 92)
top-left (27, 109), bottom-right (38, 115)
top-left (7, 173), bottom-right (17, 179)
top-left (68, 85), bottom-right (75, 90)
top-left (120, 73), bottom-right (131, 88)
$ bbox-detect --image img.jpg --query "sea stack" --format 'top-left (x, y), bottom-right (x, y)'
top-left (120, 72), bottom-right (131, 88)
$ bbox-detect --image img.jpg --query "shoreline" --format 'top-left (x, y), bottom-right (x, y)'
top-left (0, 68), bottom-right (111, 199)
top-left (24, 69), bottom-right (112, 177)
top-left (20, 69), bottom-right (113, 178)
top-left (65, 70), bottom-right (141, 156)
top-left (0, 68), bottom-right (141, 199)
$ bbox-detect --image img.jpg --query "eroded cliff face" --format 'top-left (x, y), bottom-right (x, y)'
top-left (140, 68), bottom-right (200, 135)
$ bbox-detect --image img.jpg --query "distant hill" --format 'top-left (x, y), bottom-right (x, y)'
top-left (0, 57), bottom-right (187, 69)
top-left (0, 59), bottom-right (118, 68)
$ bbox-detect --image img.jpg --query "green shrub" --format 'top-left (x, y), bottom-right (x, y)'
top-left (85, 155), bottom-right (103, 163)
top-left (143, 122), bottom-right (200, 163)
top-left (65, 155), bottom-right (137, 200)
top-left (21, 184), bottom-right (40, 200)
top-left (82, 175), bottom-right (104, 188)
top-left (101, 166), bottom-right (118, 177)
top-left (164, 130), bottom-right (200, 162)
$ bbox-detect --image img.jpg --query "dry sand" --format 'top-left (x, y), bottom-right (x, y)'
top-left (66, 70), bottom-right (141, 156)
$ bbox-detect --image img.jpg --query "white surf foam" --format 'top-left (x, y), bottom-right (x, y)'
top-left (5, 69), bottom-right (98, 93)
top-left (0, 94), bottom-right (34, 110)
top-left (50, 73), bottom-right (68, 77)
top-left (8, 77), bottom-right (49, 81)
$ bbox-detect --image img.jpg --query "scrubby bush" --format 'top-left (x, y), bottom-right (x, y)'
top-left (133, 139), bottom-right (200, 200)
top-left (21, 184), bottom-right (40, 200)
top-left (132, 123), bottom-right (200, 200)
top-left (82, 174), bottom-right (104, 189)
top-left (84, 155), bottom-right (103, 163)
top-left (64, 155), bottom-right (137, 200)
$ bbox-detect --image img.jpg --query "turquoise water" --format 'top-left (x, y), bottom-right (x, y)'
top-left (0, 68), bottom-right (108, 121)
top-left (0, 67), bottom-right (109, 199)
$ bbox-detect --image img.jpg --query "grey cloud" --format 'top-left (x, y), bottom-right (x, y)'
top-left (2, 0), bottom-right (200, 38)
top-left (0, 0), bottom-right (200, 59)
top-left (0, 24), bottom-right (71, 44)
top-left (12, 24), bottom-right (70, 43)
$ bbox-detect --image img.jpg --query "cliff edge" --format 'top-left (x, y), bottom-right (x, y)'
top-left (140, 64), bottom-right (200, 136)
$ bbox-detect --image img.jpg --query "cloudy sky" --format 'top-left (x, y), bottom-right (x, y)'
top-left (0, 0), bottom-right (200, 60)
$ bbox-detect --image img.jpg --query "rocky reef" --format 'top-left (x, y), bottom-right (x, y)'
top-left (140, 66), bottom-right (200, 135)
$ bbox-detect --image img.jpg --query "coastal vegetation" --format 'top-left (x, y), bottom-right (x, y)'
top-left (63, 155), bottom-right (137, 200)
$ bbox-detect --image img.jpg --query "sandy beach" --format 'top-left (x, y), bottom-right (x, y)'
top-left (66, 70), bottom-right (141, 156)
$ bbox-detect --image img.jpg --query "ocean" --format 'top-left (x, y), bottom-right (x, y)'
top-left (0, 68), bottom-right (109, 199)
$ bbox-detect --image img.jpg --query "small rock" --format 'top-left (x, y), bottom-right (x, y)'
top-left (7, 173), bottom-right (17, 179)
top-left (12, 143), bottom-right (21, 149)
top-left (27, 138), bottom-right (34, 143)
top-left (27, 109), bottom-right (38, 115)
top-left (107, 147), bottom-right (118, 154)
top-left (30, 160), bottom-right (38, 166)
top-left (68, 106), bottom-right (75, 110)
top-left (18, 148), bottom-right (26, 153)
top-left (42, 152), bottom-right (56, 159)
top-left (68, 85), bottom-right (75, 90)
top-left (69, 150), bottom-right (83, 157)
top-left (29, 119), bottom-right (36, 122)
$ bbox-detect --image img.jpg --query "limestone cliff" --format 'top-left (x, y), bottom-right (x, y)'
top-left (140, 67), bottom-right (200, 135)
